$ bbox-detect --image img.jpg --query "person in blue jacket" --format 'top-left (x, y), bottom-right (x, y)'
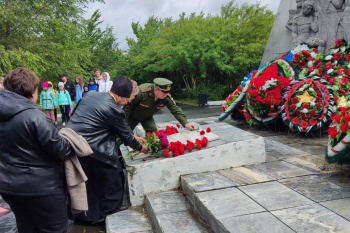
top-left (75, 76), bottom-right (84, 103)
top-left (88, 78), bottom-right (99, 92)
top-left (57, 82), bottom-right (72, 126)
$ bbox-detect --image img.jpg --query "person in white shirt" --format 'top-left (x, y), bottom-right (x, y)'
top-left (94, 68), bottom-right (103, 86)
top-left (98, 72), bottom-right (113, 92)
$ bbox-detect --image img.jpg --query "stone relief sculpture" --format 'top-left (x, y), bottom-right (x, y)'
top-left (287, 0), bottom-right (349, 53)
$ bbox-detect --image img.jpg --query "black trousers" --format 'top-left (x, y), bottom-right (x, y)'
top-left (59, 105), bottom-right (70, 123)
top-left (1, 193), bottom-right (68, 233)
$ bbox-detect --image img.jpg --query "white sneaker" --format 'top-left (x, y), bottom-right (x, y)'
top-left (63, 122), bottom-right (66, 126)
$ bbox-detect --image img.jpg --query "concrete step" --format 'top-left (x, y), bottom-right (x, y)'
top-left (145, 191), bottom-right (210, 233)
top-left (106, 207), bottom-right (153, 233)
top-left (181, 171), bottom-right (295, 233)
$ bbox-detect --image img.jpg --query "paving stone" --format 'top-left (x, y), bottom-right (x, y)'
top-left (266, 155), bottom-right (280, 162)
top-left (239, 181), bottom-right (314, 211)
top-left (220, 212), bottom-right (294, 233)
top-left (106, 207), bottom-right (152, 233)
top-left (251, 161), bottom-right (314, 179)
top-left (279, 175), bottom-right (350, 202)
top-left (145, 191), bottom-right (191, 215)
top-left (285, 154), bottom-right (336, 173)
top-left (271, 203), bottom-right (350, 233)
top-left (155, 211), bottom-right (209, 233)
top-left (193, 187), bottom-right (265, 232)
top-left (218, 167), bottom-right (276, 186)
top-left (264, 138), bottom-right (310, 159)
top-left (320, 198), bottom-right (350, 221)
top-left (181, 172), bottom-right (236, 204)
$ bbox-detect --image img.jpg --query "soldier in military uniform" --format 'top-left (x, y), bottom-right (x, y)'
top-left (124, 78), bottom-right (196, 132)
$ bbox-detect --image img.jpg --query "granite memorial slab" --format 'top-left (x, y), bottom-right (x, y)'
top-left (220, 212), bottom-right (295, 233)
top-left (279, 175), bottom-right (350, 202)
top-left (271, 203), bottom-right (350, 233)
top-left (239, 181), bottom-right (314, 211)
top-left (251, 161), bottom-right (314, 179)
top-left (181, 171), bottom-right (236, 204)
top-left (320, 198), bottom-right (350, 221)
top-left (264, 138), bottom-right (310, 159)
top-left (155, 211), bottom-right (209, 233)
top-left (218, 166), bottom-right (276, 186)
top-left (192, 187), bottom-right (266, 232)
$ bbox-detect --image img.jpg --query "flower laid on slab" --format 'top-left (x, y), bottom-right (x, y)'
top-left (127, 126), bottom-right (210, 161)
top-left (282, 76), bottom-right (334, 133)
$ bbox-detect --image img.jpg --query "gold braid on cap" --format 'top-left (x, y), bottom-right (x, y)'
top-left (157, 85), bottom-right (171, 92)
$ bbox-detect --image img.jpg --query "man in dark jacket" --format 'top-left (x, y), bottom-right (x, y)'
top-left (60, 73), bottom-right (76, 103)
top-left (0, 67), bottom-right (74, 233)
top-left (67, 77), bottom-right (147, 224)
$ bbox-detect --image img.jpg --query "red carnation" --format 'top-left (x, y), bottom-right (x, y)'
top-left (290, 105), bottom-right (297, 111)
top-left (291, 98), bottom-right (298, 104)
top-left (300, 121), bottom-right (309, 129)
top-left (206, 127), bottom-right (211, 133)
top-left (322, 75), bottom-right (330, 80)
top-left (345, 55), bottom-right (350, 62)
top-left (334, 52), bottom-right (341, 61)
top-left (309, 118), bottom-right (317, 126)
top-left (196, 139), bottom-right (202, 150)
top-left (244, 113), bottom-right (251, 120)
top-left (250, 90), bottom-right (258, 97)
top-left (163, 149), bottom-right (169, 158)
top-left (295, 110), bottom-right (301, 116)
top-left (201, 137), bottom-right (208, 147)
top-left (262, 97), bottom-right (270, 104)
top-left (310, 110), bottom-right (316, 116)
top-left (200, 130), bottom-right (205, 135)
top-left (328, 78), bottom-right (336, 85)
top-left (237, 86), bottom-right (243, 91)
top-left (176, 124), bottom-right (181, 128)
top-left (308, 67), bottom-right (316, 73)
top-left (227, 95), bottom-right (233, 101)
top-left (333, 115), bottom-right (342, 123)
top-left (173, 150), bottom-right (179, 156)
top-left (335, 39), bottom-right (343, 48)
top-left (315, 97), bottom-right (322, 102)
top-left (292, 118), bottom-right (299, 125)
top-left (341, 77), bottom-right (348, 84)
top-left (293, 53), bottom-right (301, 63)
top-left (302, 104), bottom-right (309, 109)
top-left (255, 96), bottom-right (263, 102)
top-left (222, 105), bottom-right (226, 111)
top-left (301, 114), bottom-right (309, 121)
top-left (341, 123), bottom-right (349, 133)
top-left (298, 62), bottom-right (306, 70)
top-left (325, 62), bottom-right (333, 70)
top-left (328, 127), bottom-right (338, 139)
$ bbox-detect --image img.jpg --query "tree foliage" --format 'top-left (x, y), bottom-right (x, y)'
top-left (116, 1), bottom-right (274, 99)
top-left (0, 0), bottom-right (121, 84)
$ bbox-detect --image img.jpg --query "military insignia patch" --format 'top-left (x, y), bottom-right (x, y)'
top-left (140, 103), bottom-right (149, 107)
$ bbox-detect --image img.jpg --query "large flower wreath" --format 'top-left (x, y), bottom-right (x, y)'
top-left (326, 101), bottom-right (350, 164)
top-left (218, 70), bottom-right (258, 121)
top-left (282, 77), bottom-right (333, 132)
top-left (244, 59), bottom-right (294, 126)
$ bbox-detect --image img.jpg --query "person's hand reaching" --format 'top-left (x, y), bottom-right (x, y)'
top-left (185, 123), bottom-right (196, 130)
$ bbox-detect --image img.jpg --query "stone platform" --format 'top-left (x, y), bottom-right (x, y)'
top-left (121, 117), bottom-right (266, 206)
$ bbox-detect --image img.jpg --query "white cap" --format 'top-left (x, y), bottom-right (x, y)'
top-left (58, 82), bottom-right (64, 87)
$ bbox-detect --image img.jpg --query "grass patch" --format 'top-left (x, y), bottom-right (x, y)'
top-left (176, 98), bottom-right (198, 106)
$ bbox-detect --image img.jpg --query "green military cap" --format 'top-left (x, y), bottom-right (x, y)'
top-left (153, 78), bottom-right (173, 93)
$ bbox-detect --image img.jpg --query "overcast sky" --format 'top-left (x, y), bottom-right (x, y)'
top-left (84, 0), bottom-right (280, 50)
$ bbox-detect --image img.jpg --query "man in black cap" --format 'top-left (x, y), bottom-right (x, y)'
top-left (67, 77), bottom-right (147, 224)
top-left (125, 77), bottom-right (196, 132)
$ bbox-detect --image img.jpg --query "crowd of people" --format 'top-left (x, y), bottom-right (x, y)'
top-left (38, 68), bottom-right (113, 126)
top-left (0, 67), bottom-right (196, 232)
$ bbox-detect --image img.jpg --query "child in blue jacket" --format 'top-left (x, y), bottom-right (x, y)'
top-left (57, 82), bottom-right (72, 126)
